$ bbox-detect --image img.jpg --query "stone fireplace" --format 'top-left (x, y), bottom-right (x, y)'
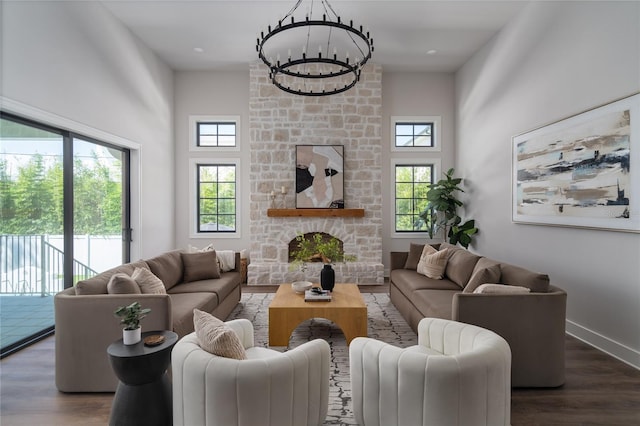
top-left (247, 62), bottom-right (384, 284)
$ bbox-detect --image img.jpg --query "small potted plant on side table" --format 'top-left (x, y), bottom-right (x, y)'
top-left (114, 301), bottom-right (151, 345)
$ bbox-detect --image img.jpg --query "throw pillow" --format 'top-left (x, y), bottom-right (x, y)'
top-left (189, 243), bottom-right (215, 253)
top-left (106, 273), bottom-right (141, 294)
top-left (181, 251), bottom-right (221, 282)
top-left (500, 263), bottom-right (550, 292)
top-left (464, 264), bottom-right (502, 293)
top-left (416, 246), bottom-right (450, 279)
top-left (404, 243), bottom-right (425, 270)
top-left (473, 283), bottom-right (531, 294)
top-left (132, 267), bottom-right (166, 294)
top-left (193, 309), bottom-right (247, 360)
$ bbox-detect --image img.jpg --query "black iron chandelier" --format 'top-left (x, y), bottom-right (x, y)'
top-left (256, 0), bottom-right (374, 96)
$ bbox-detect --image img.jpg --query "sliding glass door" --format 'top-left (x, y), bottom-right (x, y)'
top-left (0, 113), bottom-right (130, 356)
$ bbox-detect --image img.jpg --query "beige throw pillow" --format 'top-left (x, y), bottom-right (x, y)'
top-left (464, 264), bottom-right (502, 293)
top-left (107, 273), bottom-right (141, 294)
top-left (181, 251), bottom-right (221, 283)
top-left (473, 283), bottom-right (530, 294)
top-left (416, 246), bottom-right (450, 279)
top-left (132, 267), bottom-right (166, 294)
top-left (193, 309), bottom-right (247, 360)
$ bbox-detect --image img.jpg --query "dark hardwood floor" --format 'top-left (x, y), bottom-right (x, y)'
top-left (1, 285), bottom-right (639, 425)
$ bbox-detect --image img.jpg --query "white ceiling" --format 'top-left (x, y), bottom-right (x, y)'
top-left (100, 0), bottom-right (529, 73)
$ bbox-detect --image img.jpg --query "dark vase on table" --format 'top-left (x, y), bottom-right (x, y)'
top-left (320, 264), bottom-right (335, 291)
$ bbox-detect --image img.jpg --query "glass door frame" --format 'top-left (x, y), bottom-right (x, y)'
top-left (0, 111), bottom-right (131, 356)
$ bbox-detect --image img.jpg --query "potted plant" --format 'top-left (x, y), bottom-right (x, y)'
top-left (114, 301), bottom-right (151, 345)
top-left (419, 168), bottom-right (478, 248)
top-left (289, 233), bottom-right (356, 291)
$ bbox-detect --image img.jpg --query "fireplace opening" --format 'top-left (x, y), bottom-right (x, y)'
top-left (288, 232), bottom-right (344, 263)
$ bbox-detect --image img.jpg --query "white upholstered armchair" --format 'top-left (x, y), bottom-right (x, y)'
top-left (350, 317), bottom-right (511, 426)
top-left (172, 318), bottom-right (330, 426)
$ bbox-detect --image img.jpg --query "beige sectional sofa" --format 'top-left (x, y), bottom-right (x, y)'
top-left (390, 242), bottom-right (567, 388)
top-left (54, 249), bottom-right (242, 392)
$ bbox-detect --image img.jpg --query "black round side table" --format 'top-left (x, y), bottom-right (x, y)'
top-left (107, 330), bottom-right (178, 426)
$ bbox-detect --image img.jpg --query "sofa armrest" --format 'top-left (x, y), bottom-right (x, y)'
top-left (390, 252), bottom-right (408, 271)
top-left (54, 290), bottom-right (172, 392)
top-left (452, 285), bottom-right (567, 387)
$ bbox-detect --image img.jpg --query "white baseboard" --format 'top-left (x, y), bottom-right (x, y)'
top-left (566, 320), bottom-right (640, 370)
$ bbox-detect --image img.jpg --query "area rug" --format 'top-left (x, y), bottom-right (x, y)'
top-left (227, 292), bottom-right (417, 426)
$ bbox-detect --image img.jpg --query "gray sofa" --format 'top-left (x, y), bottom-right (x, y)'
top-left (390, 242), bottom-right (567, 388)
top-left (54, 249), bottom-right (242, 392)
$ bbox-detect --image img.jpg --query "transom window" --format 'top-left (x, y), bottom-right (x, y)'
top-left (189, 115), bottom-right (240, 152)
top-left (197, 164), bottom-right (236, 233)
top-left (394, 164), bottom-right (434, 232)
top-left (391, 116), bottom-right (441, 152)
top-left (395, 122), bottom-right (433, 147)
top-left (197, 122), bottom-right (236, 147)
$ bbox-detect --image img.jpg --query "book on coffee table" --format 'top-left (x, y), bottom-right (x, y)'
top-left (304, 288), bottom-right (332, 301)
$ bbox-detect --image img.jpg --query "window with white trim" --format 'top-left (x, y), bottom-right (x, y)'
top-left (189, 115), bottom-right (240, 152)
top-left (391, 116), bottom-right (441, 152)
top-left (391, 159), bottom-right (440, 236)
top-left (191, 160), bottom-right (239, 236)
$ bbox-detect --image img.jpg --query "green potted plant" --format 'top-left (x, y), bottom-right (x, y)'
top-left (114, 301), bottom-right (151, 345)
top-left (419, 168), bottom-right (478, 248)
top-left (289, 233), bottom-right (356, 291)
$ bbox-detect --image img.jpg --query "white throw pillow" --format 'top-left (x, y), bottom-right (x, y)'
top-left (473, 283), bottom-right (531, 294)
top-left (132, 267), bottom-right (166, 294)
top-left (416, 246), bottom-right (450, 280)
top-left (193, 309), bottom-right (247, 360)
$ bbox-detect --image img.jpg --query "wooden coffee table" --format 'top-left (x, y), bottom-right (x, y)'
top-left (268, 283), bottom-right (367, 346)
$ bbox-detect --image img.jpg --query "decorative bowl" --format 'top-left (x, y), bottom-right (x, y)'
top-left (292, 281), bottom-right (313, 294)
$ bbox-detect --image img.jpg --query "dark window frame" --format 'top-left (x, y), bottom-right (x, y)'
top-left (196, 121), bottom-right (237, 147)
top-left (394, 163), bottom-right (434, 233)
top-left (196, 163), bottom-right (237, 233)
top-left (394, 121), bottom-right (435, 148)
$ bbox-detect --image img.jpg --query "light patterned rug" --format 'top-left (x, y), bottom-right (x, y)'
top-left (227, 291), bottom-right (417, 426)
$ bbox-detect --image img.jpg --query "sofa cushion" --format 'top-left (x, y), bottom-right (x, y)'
top-left (193, 309), bottom-right (247, 360)
top-left (500, 263), bottom-right (550, 292)
top-left (411, 289), bottom-right (457, 319)
top-left (440, 243), bottom-right (481, 288)
top-left (464, 264), bottom-right (502, 293)
top-left (170, 292), bottom-right (219, 337)
top-left (168, 272), bottom-right (240, 302)
top-left (404, 243), bottom-right (425, 270)
top-left (474, 283), bottom-right (531, 294)
top-left (391, 269), bottom-right (460, 301)
top-left (132, 267), bottom-right (166, 294)
top-left (181, 251), bottom-right (221, 283)
top-left (417, 245), bottom-right (450, 279)
top-left (106, 273), bottom-right (141, 294)
top-left (75, 260), bottom-right (149, 295)
top-left (146, 250), bottom-right (184, 291)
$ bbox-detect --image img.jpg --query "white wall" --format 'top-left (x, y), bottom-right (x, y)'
top-left (173, 70), bottom-right (251, 253)
top-left (0, 1), bottom-right (175, 259)
top-left (456, 1), bottom-right (640, 367)
top-left (381, 72), bottom-right (456, 272)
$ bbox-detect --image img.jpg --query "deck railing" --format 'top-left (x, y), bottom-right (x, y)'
top-left (0, 235), bottom-right (97, 296)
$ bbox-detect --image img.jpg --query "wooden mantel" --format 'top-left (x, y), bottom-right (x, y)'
top-left (267, 208), bottom-right (365, 218)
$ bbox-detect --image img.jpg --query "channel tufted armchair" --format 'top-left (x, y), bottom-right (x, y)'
top-left (350, 317), bottom-right (512, 426)
top-left (172, 318), bottom-right (330, 426)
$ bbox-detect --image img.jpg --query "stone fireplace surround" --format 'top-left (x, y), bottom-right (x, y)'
top-left (247, 62), bottom-right (384, 285)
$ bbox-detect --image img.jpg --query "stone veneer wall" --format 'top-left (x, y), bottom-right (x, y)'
top-left (248, 62), bottom-right (384, 284)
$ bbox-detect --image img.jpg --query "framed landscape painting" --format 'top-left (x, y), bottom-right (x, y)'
top-left (296, 145), bottom-right (344, 208)
top-left (512, 93), bottom-right (640, 232)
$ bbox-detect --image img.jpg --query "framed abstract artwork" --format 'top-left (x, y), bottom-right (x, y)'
top-left (512, 93), bottom-right (640, 232)
top-left (296, 145), bottom-right (344, 208)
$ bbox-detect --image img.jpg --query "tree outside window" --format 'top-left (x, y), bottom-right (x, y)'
top-left (395, 164), bottom-right (433, 232)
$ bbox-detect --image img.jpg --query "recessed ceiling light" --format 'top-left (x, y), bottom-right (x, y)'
top-left (193, 47), bottom-right (205, 53)
top-left (426, 49), bottom-right (437, 55)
